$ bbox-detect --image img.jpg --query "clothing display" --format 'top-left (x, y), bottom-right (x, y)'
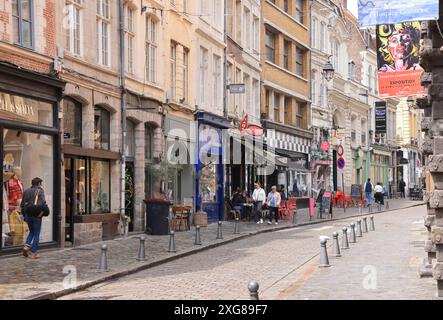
top-left (7, 175), bottom-right (24, 210)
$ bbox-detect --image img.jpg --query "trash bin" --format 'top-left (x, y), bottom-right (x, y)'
top-left (144, 199), bottom-right (173, 235)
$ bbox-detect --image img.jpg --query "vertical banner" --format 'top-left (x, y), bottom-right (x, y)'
top-left (375, 101), bottom-right (387, 134)
top-left (376, 22), bottom-right (425, 98)
top-left (358, 0), bottom-right (439, 27)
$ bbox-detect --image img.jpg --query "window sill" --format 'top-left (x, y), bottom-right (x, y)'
top-left (265, 61), bottom-right (309, 83)
top-left (74, 213), bottom-right (119, 223)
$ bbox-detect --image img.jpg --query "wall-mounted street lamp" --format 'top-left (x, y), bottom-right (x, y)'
top-left (322, 56), bottom-right (335, 82)
top-left (407, 96), bottom-right (415, 111)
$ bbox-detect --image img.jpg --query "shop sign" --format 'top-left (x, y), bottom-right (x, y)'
top-left (0, 93), bottom-right (35, 117)
top-left (246, 125), bottom-right (264, 137)
top-left (399, 158), bottom-right (409, 164)
top-left (228, 84), bottom-right (245, 94)
top-left (320, 141), bottom-right (330, 152)
top-left (375, 101), bottom-right (387, 134)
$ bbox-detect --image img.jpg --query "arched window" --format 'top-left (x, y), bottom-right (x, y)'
top-left (63, 97), bottom-right (82, 146)
top-left (94, 106), bottom-right (110, 150)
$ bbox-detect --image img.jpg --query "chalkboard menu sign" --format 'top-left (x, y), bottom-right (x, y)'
top-left (322, 192), bottom-right (332, 216)
top-left (351, 184), bottom-right (362, 199)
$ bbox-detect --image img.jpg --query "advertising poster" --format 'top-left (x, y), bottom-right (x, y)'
top-left (375, 101), bottom-right (387, 134)
top-left (358, 0), bottom-right (439, 27)
top-left (376, 22), bottom-right (425, 98)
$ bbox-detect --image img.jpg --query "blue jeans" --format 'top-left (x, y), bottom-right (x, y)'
top-left (233, 206), bottom-right (244, 219)
top-left (25, 216), bottom-right (42, 253)
top-left (365, 192), bottom-right (372, 206)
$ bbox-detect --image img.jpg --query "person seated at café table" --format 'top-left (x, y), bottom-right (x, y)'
top-left (279, 185), bottom-right (288, 201)
top-left (232, 188), bottom-right (247, 219)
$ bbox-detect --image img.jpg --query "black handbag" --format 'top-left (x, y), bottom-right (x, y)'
top-left (24, 190), bottom-right (50, 218)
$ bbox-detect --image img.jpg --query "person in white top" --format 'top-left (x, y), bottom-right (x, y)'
top-left (374, 182), bottom-right (384, 205)
top-left (252, 183), bottom-right (266, 224)
top-left (267, 186), bottom-right (282, 225)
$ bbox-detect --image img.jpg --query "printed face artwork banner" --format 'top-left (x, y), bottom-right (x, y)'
top-left (358, 0), bottom-right (439, 27)
top-left (376, 22), bottom-right (425, 98)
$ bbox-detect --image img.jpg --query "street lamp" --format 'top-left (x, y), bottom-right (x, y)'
top-left (407, 96), bottom-right (415, 111)
top-left (322, 57), bottom-right (335, 82)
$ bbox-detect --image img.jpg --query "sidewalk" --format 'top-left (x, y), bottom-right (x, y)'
top-left (0, 199), bottom-right (423, 300)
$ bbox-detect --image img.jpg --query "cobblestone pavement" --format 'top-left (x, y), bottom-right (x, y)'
top-left (59, 203), bottom-right (433, 300)
top-left (0, 199), bottom-right (422, 300)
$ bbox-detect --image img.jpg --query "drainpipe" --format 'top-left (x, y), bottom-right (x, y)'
top-left (223, 0), bottom-right (228, 119)
top-left (119, 0), bottom-right (128, 236)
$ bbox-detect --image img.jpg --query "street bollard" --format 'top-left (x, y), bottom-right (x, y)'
top-left (136, 236), bottom-right (147, 261)
top-left (332, 232), bottom-right (341, 257)
top-left (362, 217), bottom-right (368, 233)
top-left (292, 209), bottom-right (297, 225)
top-left (168, 231), bottom-right (176, 253)
top-left (319, 236), bottom-right (331, 267)
top-left (342, 227), bottom-right (350, 249)
top-left (356, 220), bottom-right (363, 237)
top-left (98, 244), bottom-right (109, 272)
top-left (234, 218), bottom-right (240, 234)
top-left (368, 204), bottom-right (372, 213)
top-left (386, 201), bottom-right (389, 210)
top-left (370, 216), bottom-right (375, 231)
top-left (359, 204), bottom-right (362, 214)
top-left (349, 223), bottom-right (357, 243)
top-left (216, 221), bottom-right (223, 240)
top-left (248, 281), bottom-right (260, 300)
top-left (377, 203), bottom-right (381, 212)
top-left (195, 226), bottom-right (202, 245)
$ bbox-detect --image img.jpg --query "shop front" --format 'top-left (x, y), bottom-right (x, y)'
top-left (195, 112), bottom-right (231, 223)
top-left (0, 64), bottom-right (65, 253)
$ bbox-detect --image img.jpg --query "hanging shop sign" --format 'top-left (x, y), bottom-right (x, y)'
top-left (239, 114), bottom-right (248, 135)
top-left (358, 0), bottom-right (439, 27)
top-left (375, 101), bottom-right (387, 134)
top-left (320, 141), bottom-right (330, 152)
top-left (376, 22), bottom-right (425, 98)
top-left (246, 125), bottom-right (264, 137)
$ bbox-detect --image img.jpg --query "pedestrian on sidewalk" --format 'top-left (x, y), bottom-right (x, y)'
top-left (364, 178), bottom-right (374, 207)
top-left (21, 177), bottom-right (50, 259)
top-left (267, 186), bottom-right (281, 225)
top-left (374, 182), bottom-right (384, 205)
top-left (399, 179), bottom-right (406, 198)
top-left (252, 183), bottom-right (266, 224)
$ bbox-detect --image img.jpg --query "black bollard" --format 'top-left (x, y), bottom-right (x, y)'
top-left (168, 231), bottom-right (176, 253)
top-left (248, 281), bottom-right (260, 300)
top-left (195, 226), bottom-right (202, 245)
top-left (234, 218), bottom-right (240, 234)
top-left (216, 221), bottom-right (223, 240)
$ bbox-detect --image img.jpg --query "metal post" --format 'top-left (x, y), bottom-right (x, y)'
top-left (319, 237), bottom-right (331, 267)
top-left (248, 281), bottom-right (259, 300)
top-left (378, 202), bottom-right (381, 212)
top-left (234, 218), bottom-right (240, 234)
top-left (168, 231), bottom-right (176, 253)
top-left (369, 216), bottom-right (375, 231)
top-left (216, 221), bottom-right (223, 240)
top-left (98, 244), bottom-right (109, 272)
top-left (195, 226), bottom-right (202, 245)
top-left (362, 217), bottom-right (368, 233)
top-left (136, 236), bottom-right (147, 261)
top-left (359, 203), bottom-right (362, 214)
top-left (386, 201), bottom-right (389, 210)
top-left (356, 219), bottom-right (363, 237)
top-left (342, 227), bottom-right (350, 249)
top-left (349, 223), bottom-right (357, 243)
top-left (342, 173), bottom-right (346, 213)
top-left (332, 232), bottom-right (341, 257)
top-left (292, 208), bottom-right (297, 225)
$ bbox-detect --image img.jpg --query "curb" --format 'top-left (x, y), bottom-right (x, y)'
top-left (29, 202), bottom-right (425, 300)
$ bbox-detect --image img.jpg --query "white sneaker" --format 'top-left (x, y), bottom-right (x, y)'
top-left (257, 221), bottom-right (260, 224)
top-left (275, 222), bottom-right (279, 225)
top-left (267, 221), bottom-right (272, 225)
top-left (260, 219), bottom-right (264, 224)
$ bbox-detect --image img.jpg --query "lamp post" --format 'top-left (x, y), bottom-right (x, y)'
top-left (322, 57), bottom-right (335, 193)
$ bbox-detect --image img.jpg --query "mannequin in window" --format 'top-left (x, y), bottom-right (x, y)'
top-left (6, 167), bottom-right (28, 246)
top-left (2, 172), bottom-right (12, 247)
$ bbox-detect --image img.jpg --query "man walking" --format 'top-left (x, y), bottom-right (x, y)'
top-left (252, 183), bottom-right (266, 224)
top-left (267, 186), bottom-right (281, 225)
top-left (399, 179), bottom-right (406, 198)
top-left (364, 178), bottom-right (374, 207)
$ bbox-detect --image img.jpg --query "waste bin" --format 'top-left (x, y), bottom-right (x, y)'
top-left (144, 199), bottom-right (173, 235)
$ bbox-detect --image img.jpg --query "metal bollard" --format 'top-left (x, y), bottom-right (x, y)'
top-left (342, 227), bottom-right (350, 249)
top-left (319, 236), bottom-right (331, 267)
top-left (332, 232), bottom-right (341, 257)
top-left (234, 218), bottom-right (240, 234)
top-left (248, 281), bottom-right (260, 300)
top-left (377, 203), bottom-right (381, 212)
top-left (356, 220), bottom-right (363, 237)
top-left (136, 236), bottom-right (147, 261)
top-left (98, 244), bottom-right (109, 272)
top-left (168, 231), bottom-right (176, 253)
top-left (359, 204), bottom-right (362, 214)
top-left (370, 216), bottom-right (375, 231)
top-left (292, 209), bottom-right (297, 225)
top-left (216, 221), bottom-right (223, 240)
top-left (369, 204), bottom-right (373, 213)
top-left (195, 226), bottom-right (202, 245)
top-left (362, 217), bottom-right (368, 233)
top-left (349, 223), bottom-right (357, 243)
top-left (386, 201), bottom-right (389, 210)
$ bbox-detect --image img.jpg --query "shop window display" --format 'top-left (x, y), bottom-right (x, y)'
top-left (91, 160), bottom-right (110, 213)
top-left (200, 163), bottom-right (217, 202)
top-left (2, 129), bottom-right (53, 248)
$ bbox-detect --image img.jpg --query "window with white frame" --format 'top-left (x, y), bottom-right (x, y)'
top-left (213, 55), bottom-right (222, 110)
top-left (97, 0), bottom-right (110, 66)
top-left (243, 73), bottom-right (250, 116)
top-left (214, 0), bottom-right (222, 27)
top-left (182, 49), bottom-right (189, 103)
top-left (312, 17), bottom-right (317, 49)
top-left (295, 46), bottom-right (305, 77)
top-left (252, 78), bottom-right (259, 119)
top-left (145, 16), bottom-right (157, 83)
top-left (125, 5), bottom-right (135, 74)
top-left (368, 66), bottom-right (373, 92)
top-left (295, 0), bottom-right (304, 24)
top-left (199, 46), bottom-right (208, 105)
top-left (66, 0), bottom-right (83, 55)
top-left (170, 43), bottom-right (177, 100)
top-left (244, 7), bottom-right (251, 50)
top-left (320, 22), bottom-right (326, 52)
top-left (312, 71), bottom-right (316, 105)
top-left (253, 16), bottom-right (259, 53)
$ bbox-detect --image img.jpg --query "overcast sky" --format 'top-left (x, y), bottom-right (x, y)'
top-left (347, 0), bottom-right (358, 18)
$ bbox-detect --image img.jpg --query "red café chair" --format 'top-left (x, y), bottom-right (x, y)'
top-left (278, 200), bottom-right (288, 220)
top-left (344, 194), bottom-right (352, 208)
top-left (285, 200), bottom-right (296, 221)
top-left (334, 192), bottom-right (344, 208)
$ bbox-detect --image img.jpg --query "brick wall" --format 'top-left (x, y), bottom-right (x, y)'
top-left (0, 51), bottom-right (51, 73)
top-left (43, 0), bottom-right (56, 57)
top-left (0, 9), bottom-right (9, 42)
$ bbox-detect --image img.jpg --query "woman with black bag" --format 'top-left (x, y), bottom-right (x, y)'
top-left (21, 177), bottom-right (50, 259)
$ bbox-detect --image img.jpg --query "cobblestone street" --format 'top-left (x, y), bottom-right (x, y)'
top-left (59, 203), bottom-right (434, 300)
